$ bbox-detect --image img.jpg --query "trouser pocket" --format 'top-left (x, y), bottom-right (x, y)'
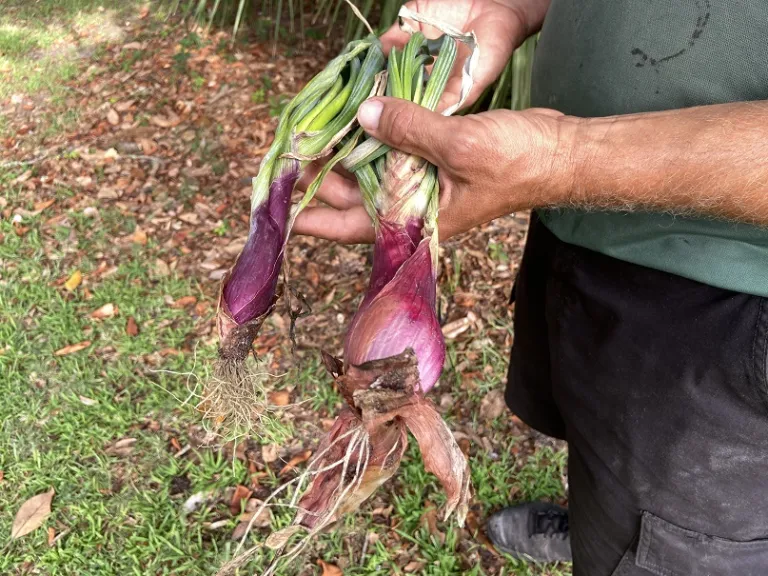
top-left (610, 512), bottom-right (768, 576)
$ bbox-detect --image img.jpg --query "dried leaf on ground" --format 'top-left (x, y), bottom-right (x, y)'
top-left (265, 525), bottom-right (303, 549)
top-left (232, 503), bottom-right (272, 539)
top-left (442, 316), bottom-right (473, 339)
top-left (479, 389), bottom-right (507, 421)
top-left (153, 258), bottom-right (170, 277)
top-left (107, 108), bottom-right (120, 125)
top-left (105, 437), bottom-right (137, 457)
top-left (125, 316), bottom-right (139, 336)
top-left (261, 444), bottom-right (279, 463)
top-left (12, 488), bottom-right (55, 539)
top-left (79, 395), bottom-right (98, 406)
top-left (172, 296), bottom-right (196, 308)
top-left (278, 450), bottom-right (312, 477)
top-left (64, 270), bottom-right (82, 292)
top-left (228, 485), bottom-right (252, 515)
top-left (268, 390), bottom-right (290, 406)
top-left (90, 303), bottom-right (118, 319)
top-left (317, 559), bottom-right (342, 576)
top-left (132, 226), bottom-right (148, 245)
top-left (151, 113), bottom-right (181, 128)
top-left (243, 498), bottom-right (272, 527)
top-left (54, 341), bottom-right (91, 356)
top-left (404, 561), bottom-right (426, 573)
top-left (33, 199), bottom-right (55, 213)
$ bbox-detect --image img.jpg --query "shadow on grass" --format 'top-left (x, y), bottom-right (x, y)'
top-left (0, 0), bottom-right (147, 100)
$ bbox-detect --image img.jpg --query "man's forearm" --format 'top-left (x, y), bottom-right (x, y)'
top-left (558, 101), bottom-right (768, 225)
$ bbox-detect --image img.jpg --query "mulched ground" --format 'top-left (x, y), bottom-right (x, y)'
top-left (1, 9), bottom-right (568, 574)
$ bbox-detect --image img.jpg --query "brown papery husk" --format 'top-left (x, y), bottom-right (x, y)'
top-left (229, 350), bottom-right (470, 576)
top-left (285, 349), bottom-right (470, 540)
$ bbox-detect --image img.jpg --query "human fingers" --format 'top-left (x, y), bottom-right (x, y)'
top-left (292, 205), bottom-right (375, 244)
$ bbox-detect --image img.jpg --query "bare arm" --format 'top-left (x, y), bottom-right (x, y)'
top-left (293, 98), bottom-right (768, 242)
top-left (560, 101), bottom-right (768, 225)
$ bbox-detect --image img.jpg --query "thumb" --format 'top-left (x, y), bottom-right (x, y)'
top-left (357, 97), bottom-right (453, 167)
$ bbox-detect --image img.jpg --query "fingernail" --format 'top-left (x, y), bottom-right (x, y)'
top-left (358, 99), bottom-right (383, 131)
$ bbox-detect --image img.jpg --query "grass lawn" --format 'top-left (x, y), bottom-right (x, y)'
top-left (0, 196), bottom-right (569, 574)
top-left (1, 2), bottom-right (571, 574)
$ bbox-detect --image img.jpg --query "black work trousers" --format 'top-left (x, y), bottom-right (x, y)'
top-left (506, 214), bottom-right (768, 576)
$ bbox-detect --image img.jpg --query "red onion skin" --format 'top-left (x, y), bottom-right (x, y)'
top-left (345, 238), bottom-right (445, 393)
top-left (223, 168), bottom-right (299, 324)
top-left (364, 218), bottom-right (423, 306)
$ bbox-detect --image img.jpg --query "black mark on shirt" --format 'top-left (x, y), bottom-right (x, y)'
top-left (631, 0), bottom-right (710, 68)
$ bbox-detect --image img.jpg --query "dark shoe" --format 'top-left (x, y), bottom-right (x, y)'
top-left (485, 502), bottom-right (572, 562)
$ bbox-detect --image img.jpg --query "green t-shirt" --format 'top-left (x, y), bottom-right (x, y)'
top-left (531, 0), bottom-right (768, 296)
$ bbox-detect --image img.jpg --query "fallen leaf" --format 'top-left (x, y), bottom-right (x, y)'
top-left (317, 559), bottom-right (342, 576)
top-left (132, 226), bottom-right (148, 245)
top-left (261, 444), bottom-right (279, 463)
top-left (115, 100), bottom-right (134, 112)
top-left (125, 316), bottom-right (139, 336)
top-left (243, 498), bottom-right (272, 527)
top-left (268, 390), bottom-right (290, 406)
top-left (79, 395), bottom-right (98, 406)
top-left (404, 561), bottom-right (425, 573)
top-left (467, 510), bottom-right (498, 555)
top-left (90, 303), bottom-right (117, 319)
top-left (138, 4), bottom-right (150, 19)
top-left (138, 138), bottom-right (157, 155)
top-left (0, 470), bottom-right (4, 481)
top-left (279, 450), bottom-right (312, 477)
top-left (232, 503), bottom-right (273, 539)
top-left (420, 504), bottom-right (444, 543)
top-left (229, 484), bottom-right (253, 515)
top-left (33, 199), bottom-right (55, 213)
top-left (151, 113), bottom-right (181, 128)
top-left (64, 270), bottom-right (82, 291)
top-left (97, 187), bottom-right (120, 199)
top-left (12, 488), bottom-right (54, 539)
top-left (172, 295), bottom-right (197, 308)
top-left (105, 437), bottom-right (136, 457)
top-left (371, 505), bottom-right (393, 519)
top-left (441, 316), bottom-right (472, 339)
top-left (265, 525), bottom-right (303, 549)
top-left (153, 258), bottom-right (170, 277)
top-left (107, 108), bottom-right (120, 126)
top-left (479, 389), bottom-right (507, 421)
top-left (47, 526), bottom-right (56, 547)
top-left (54, 341), bottom-right (91, 356)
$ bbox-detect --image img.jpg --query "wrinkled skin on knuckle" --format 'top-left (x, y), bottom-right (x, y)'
top-left (386, 105), bottom-right (419, 151)
top-left (444, 120), bottom-right (482, 173)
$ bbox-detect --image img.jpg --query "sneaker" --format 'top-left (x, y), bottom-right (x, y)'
top-left (485, 502), bottom-right (572, 562)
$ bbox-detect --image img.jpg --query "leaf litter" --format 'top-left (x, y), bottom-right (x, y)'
top-left (0, 8), bottom-right (567, 576)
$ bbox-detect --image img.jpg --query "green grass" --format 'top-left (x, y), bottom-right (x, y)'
top-left (0, 181), bottom-right (570, 573)
top-left (0, 0), bottom-right (148, 132)
top-left (0, 10), bottom-right (569, 566)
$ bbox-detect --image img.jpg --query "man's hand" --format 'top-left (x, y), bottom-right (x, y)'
top-left (379, 0), bottom-right (550, 110)
top-left (293, 96), bottom-right (768, 243)
top-left (293, 97), bottom-right (570, 242)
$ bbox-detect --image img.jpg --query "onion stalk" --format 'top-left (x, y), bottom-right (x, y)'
top-left (295, 30), bottom-right (473, 538)
top-left (211, 37), bottom-right (385, 432)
